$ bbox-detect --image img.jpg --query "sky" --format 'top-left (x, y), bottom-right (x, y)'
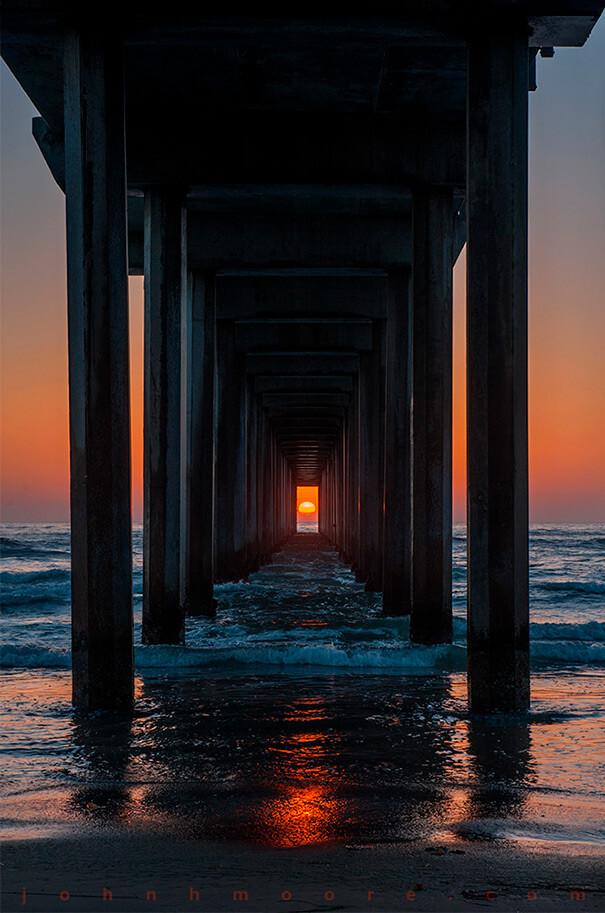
top-left (1, 21), bottom-right (604, 523)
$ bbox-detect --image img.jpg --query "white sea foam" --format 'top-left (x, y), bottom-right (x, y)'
top-left (3, 636), bottom-right (604, 670)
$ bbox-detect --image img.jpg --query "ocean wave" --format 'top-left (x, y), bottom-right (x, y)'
top-left (0, 568), bottom-right (70, 585)
top-left (134, 641), bottom-right (468, 671)
top-left (3, 635), bottom-right (605, 670)
top-left (0, 644), bottom-right (71, 668)
top-left (537, 581), bottom-right (605, 596)
top-left (530, 640), bottom-right (605, 664)
top-left (1, 592), bottom-right (69, 609)
top-left (0, 537), bottom-right (68, 559)
top-left (529, 621), bottom-right (605, 642)
top-left (450, 617), bottom-right (605, 644)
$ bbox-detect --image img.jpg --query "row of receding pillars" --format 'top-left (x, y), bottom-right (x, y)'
top-left (64, 26), bottom-right (529, 714)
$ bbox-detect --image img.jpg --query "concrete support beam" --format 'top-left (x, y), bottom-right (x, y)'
top-left (466, 26), bottom-right (530, 712)
top-left (382, 269), bottom-right (413, 615)
top-left (262, 393), bottom-right (350, 409)
top-left (128, 213), bottom-right (412, 271)
top-left (410, 186), bottom-right (454, 644)
top-left (217, 274), bottom-right (388, 320)
top-left (123, 113), bottom-right (466, 187)
top-left (64, 30), bottom-right (133, 709)
top-left (247, 351), bottom-right (359, 377)
top-left (256, 375), bottom-right (354, 394)
top-left (182, 271), bottom-right (216, 617)
top-left (235, 319), bottom-right (372, 353)
top-left (143, 188), bottom-right (186, 644)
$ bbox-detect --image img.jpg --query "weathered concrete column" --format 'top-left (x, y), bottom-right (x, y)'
top-left (182, 270), bottom-right (216, 617)
top-left (281, 457), bottom-right (288, 541)
top-left (245, 380), bottom-right (260, 571)
top-left (360, 320), bottom-right (386, 591)
top-left (64, 30), bottom-right (133, 709)
top-left (275, 444), bottom-right (284, 544)
top-left (382, 269), bottom-right (412, 615)
top-left (143, 188), bottom-right (186, 644)
top-left (289, 467), bottom-right (296, 536)
top-left (322, 461), bottom-right (332, 541)
top-left (343, 411), bottom-right (352, 560)
top-left (349, 376), bottom-right (362, 577)
top-left (259, 409), bottom-right (273, 562)
top-left (334, 427), bottom-right (344, 553)
top-left (331, 454), bottom-right (338, 545)
top-left (410, 186), bottom-right (454, 644)
top-left (466, 26), bottom-right (530, 712)
top-left (215, 321), bottom-right (247, 581)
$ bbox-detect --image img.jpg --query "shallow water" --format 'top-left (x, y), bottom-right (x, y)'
top-left (2, 523), bottom-right (605, 671)
top-left (1, 525), bottom-right (604, 852)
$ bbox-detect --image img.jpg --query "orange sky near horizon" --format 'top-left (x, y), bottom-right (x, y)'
top-left (297, 487), bottom-right (319, 522)
top-left (1, 30), bottom-right (604, 524)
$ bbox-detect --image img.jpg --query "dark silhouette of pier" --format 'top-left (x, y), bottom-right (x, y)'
top-left (2, 2), bottom-right (602, 712)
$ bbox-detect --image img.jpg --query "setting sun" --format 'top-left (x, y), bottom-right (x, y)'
top-left (296, 486), bottom-right (319, 532)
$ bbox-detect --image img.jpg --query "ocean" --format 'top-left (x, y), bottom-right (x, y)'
top-left (2, 523), bottom-right (604, 673)
top-left (1, 523), bottom-right (604, 861)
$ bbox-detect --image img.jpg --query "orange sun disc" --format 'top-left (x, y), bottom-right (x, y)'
top-left (298, 501), bottom-right (316, 513)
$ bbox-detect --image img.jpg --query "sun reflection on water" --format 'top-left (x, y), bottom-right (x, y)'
top-left (252, 699), bottom-right (346, 847)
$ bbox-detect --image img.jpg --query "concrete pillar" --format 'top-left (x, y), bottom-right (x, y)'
top-left (332, 451), bottom-right (337, 546)
top-left (289, 467), bottom-right (296, 536)
top-left (382, 269), bottom-right (412, 615)
top-left (360, 320), bottom-right (386, 591)
top-left (259, 409), bottom-right (273, 562)
top-left (64, 30), bottom-right (133, 709)
top-left (334, 429), bottom-right (343, 553)
top-left (233, 361), bottom-right (248, 576)
top-left (271, 437), bottom-right (278, 548)
top-left (278, 448), bottom-right (285, 544)
top-left (410, 186), bottom-right (454, 644)
top-left (143, 188), bottom-right (186, 644)
top-left (254, 393), bottom-right (264, 562)
top-left (350, 376), bottom-right (362, 577)
top-left (215, 321), bottom-right (247, 581)
top-left (182, 271), bottom-right (216, 617)
top-left (245, 378), bottom-right (260, 572)
top-left (466, 26), bottom-right (530, 712)
top-left (343, 410), bottom-right (351, 560)
top-left (280, 457), bottom-right (288, 541)
top-left (322, 463), bottom-right (331, 540)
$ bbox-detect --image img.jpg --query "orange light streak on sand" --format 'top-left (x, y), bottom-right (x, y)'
top-left (252, 700), bottom-right (345, 847)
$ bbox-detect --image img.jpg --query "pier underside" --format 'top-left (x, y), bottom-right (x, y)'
top-left (1, 1), bottom-right (602, 712)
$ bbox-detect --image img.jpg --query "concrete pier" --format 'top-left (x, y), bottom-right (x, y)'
top-left (466, 26), bottom-right (531, 712)
top-left (183, 271), bottom-right (217, 616)
top-left (63, 29), bottom-right (133, 709)
top-left (143, 188), bottom-right (186, 645)
top-left (410, 186), bottom-right (454, 645)
top-left (382, 269), bottom-right (413, 616)
top-left (4, 2), bottom-right (600, 712)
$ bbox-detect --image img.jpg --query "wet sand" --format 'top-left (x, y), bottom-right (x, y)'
top-left (2, 536), bottom-right (604, 912)
top-left (3, 828), bottom-right (604, 912)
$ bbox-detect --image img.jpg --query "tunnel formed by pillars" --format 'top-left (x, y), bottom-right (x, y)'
top-left (2, 1), bottom-right (602, 715)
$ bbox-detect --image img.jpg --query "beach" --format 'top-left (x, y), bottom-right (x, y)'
top-left (2, 526), bottom-right (604, 912)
